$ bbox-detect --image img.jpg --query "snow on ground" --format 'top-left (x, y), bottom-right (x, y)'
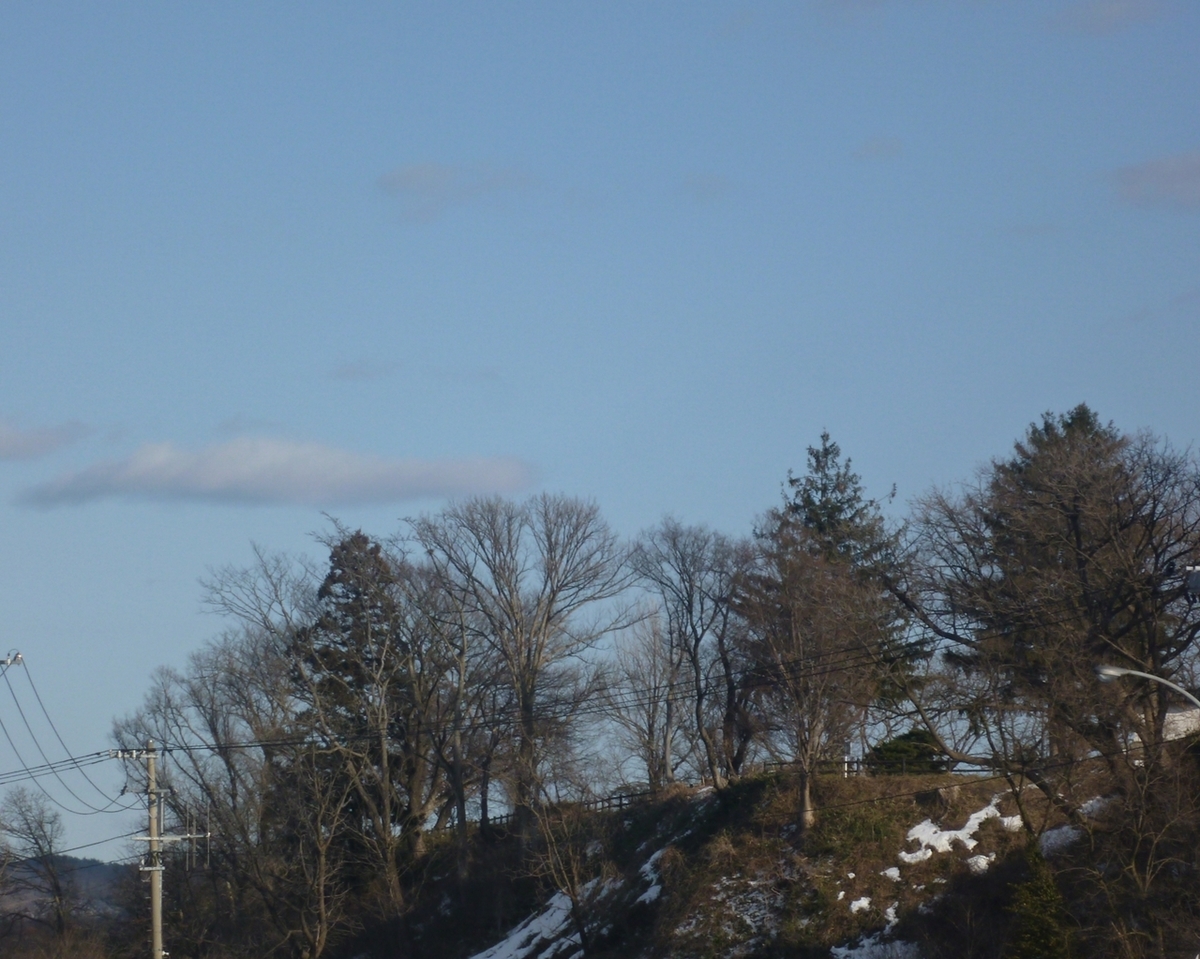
top-left (636, 883), bottom-right (662, 905)
top-left (899, 795), bottom-right (1005, 864)
top-left (1039, 825), bottom-right (1082, 856)
top-left (965, 854), bottom-right (995, 875)
top-left (468, 788), bottom-right (1035, 959)
top-left (830, 931), bottom-right (922, 958)
top-left (639, 848), bottom-right (665, 883)
top-left (1080, 796), bottom-right (1113, 818)
top-left (467, 892), bottom-right (579, 959)
top-left (467, 880), bottom-right (621, 959)
top-left (674, 870), bottom-right (790, 946)
top-left (635, 848), bottom-right (666, 904)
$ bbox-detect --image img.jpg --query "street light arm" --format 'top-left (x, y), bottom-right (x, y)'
top-left (1096, 664), bottom-right (1200, 712)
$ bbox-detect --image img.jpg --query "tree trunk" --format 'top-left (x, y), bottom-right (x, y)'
top-left (798, 772), bottom-right (815, 832)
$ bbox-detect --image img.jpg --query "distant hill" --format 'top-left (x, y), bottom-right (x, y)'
top-left (1, 854), bottom-right (134, 921)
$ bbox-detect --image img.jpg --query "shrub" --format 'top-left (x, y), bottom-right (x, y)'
top-left (865, 728), bottom-right (949, 775)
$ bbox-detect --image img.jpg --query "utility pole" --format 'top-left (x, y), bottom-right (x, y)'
top-left (114, 739), bottom-right (210, 959)
top-left (148, 740), bottom-right (163, 959)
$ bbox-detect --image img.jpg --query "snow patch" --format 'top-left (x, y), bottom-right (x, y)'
top-left (850, 897), bottom-right (871, 913)
top-left (635, 884), bottom-right (662, 905)
top-left (635, 847), bottom-right (666, 904)
top-left (467, 880), bottom-right (622, 959)
top-left (831, 932), bottom-right (922, 958)
top-left (1039, 825), bottom-right (1082, 856)
top-left (467, 892), bottom-right (577, 959)
top-left (881, 867), bottom-right (901, 882)
top-left (965, 853), bottom-right (995, 875)
top-left (672, 868), bottom-right (789, 952)
top-left (899, 796), bottom-right (1004, 864)
top-left (1080, 796), bottom-right (1112, 818)
top-left (639, 848), bottom-right (666, 883)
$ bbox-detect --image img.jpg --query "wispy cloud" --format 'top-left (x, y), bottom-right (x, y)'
top-left (19, 438), bottom-right (534, 508)
top-left (1050, 0), bottom-right (1166, 35)
top-left (854, 137), bottom-right (903, 160)
top-left (377, 163), bottom-right (531, 221)
top-left (0, 420), bottom-right (87, 460)
top-left (1114, 150), bottom-right (1200, 211)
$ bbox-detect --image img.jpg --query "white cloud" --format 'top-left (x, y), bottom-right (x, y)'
top-left (1114, 150), bottom-right (1200, 210)
top-left (19, 438), bottom-right (534, 508)
top-left (1051, 0), bottom-right (1166, 35)
top-left (377, 163), bottom-right (530, 221)
top-left (0, 420), bottom-right (87, 460)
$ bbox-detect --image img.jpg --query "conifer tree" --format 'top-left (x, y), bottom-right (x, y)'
top-left (1005, 851), bottom-right (1074, 959)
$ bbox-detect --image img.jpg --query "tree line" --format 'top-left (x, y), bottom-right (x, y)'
top-left (6, 403), bottom-right (1200, 958)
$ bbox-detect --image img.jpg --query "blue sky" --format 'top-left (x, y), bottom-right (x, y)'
top-left (1, 0), bottom-right (1198, 855)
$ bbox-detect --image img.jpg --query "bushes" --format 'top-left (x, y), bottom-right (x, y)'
top-left (865, 729), bottom-right (949, 775)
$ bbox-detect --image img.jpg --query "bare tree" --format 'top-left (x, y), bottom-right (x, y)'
top-left (629, 519), bottom-right (755, 788)
top-left (736, 518), bottom-right (884, 830)
top-left (407, 562), bottom-right (507, 873)
top-left (603, 613), bottom-right (688, 790)
top-left (528, 791), bottom-right (617, 958)
top-left (412, 494), bottom-right (629, 846)
top-left (116, 550), bottom-right (359, 959)
top-left (0, 787), bottom-right (72, 939)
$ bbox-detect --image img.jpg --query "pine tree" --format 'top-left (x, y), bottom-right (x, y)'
top-left (1005, 851), bottom-right (1074, 959)
top-left (784, 430), bottom-right (895, 571)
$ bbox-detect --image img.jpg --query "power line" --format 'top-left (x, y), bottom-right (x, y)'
top-left (0, 750), bottom-right (112, 788)
top-left (100, 636), bottom-right (928, 762)
top-left (1, 666), bottom-right (135, 814)
top-left (22, 658), bottom-right (132, 807)
top-left (0, 655), bottom-right (106, 815)
top-left (3, 829), bottom-right (143, 868)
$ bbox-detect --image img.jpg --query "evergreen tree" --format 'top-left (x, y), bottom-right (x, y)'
top-left (785, 430), bottom-right (895, 571)
top-left (1005, 851), bottom-right (1074, 959)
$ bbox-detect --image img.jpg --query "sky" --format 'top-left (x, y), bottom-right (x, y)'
top-left (0, 0), bottom-right (1197, 858)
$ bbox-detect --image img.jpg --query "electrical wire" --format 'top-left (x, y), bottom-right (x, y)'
top-left (0, 750), bottom-right (112, 788)
top-left (1, 666), bottom-right (137, 814)
top-left (2, 828), bottom-right (143, 869)
top-left (111, 632), bottom-right (938, 760)
top-left (21, 658), bottom-right (132, 806)
top-left (0, 657), bottom-right (108, 815)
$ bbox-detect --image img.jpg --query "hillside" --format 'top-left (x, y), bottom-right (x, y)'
top-left (378, 769), bottom-right (1093, 959)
